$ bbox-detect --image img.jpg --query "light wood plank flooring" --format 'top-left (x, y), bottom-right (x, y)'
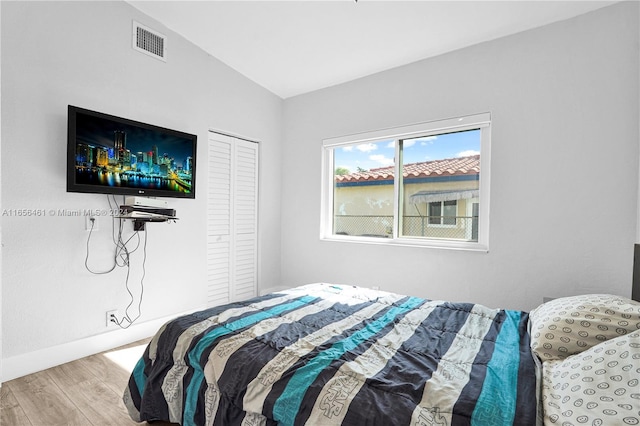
top-left (1, 338), bottom-right (178, 426)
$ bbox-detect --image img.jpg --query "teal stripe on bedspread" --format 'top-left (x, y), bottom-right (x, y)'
top-left (132, 356), bottom-right (147, 396)
top-left (183, 295), bottom-right (318, 426)
top-left (272, 296), bottom-right (425, 426)
top-left (472, 310), bottom-right (522, 425)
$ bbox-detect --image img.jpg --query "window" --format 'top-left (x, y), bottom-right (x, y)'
top-left (428, 200), bottom-right (457, 226)
top-left (321, 113), bottom-right (490, 251)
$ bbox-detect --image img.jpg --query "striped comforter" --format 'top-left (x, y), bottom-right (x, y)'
top-left (124, 284), bottom-right (538, 425)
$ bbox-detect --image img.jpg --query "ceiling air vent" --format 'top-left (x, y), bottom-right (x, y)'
top-left (132, 21), bottom-right (166, 61)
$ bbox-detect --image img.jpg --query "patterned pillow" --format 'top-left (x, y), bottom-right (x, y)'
top-left (541, 331), bottom-right (640, 426)
top-left (529, 294), bottom-right (640, 361)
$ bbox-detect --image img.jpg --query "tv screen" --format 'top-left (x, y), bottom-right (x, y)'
top-left (67, 105), bottom-right (197, 199)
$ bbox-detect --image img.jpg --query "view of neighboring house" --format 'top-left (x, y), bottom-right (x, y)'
top-left (334, 155), bottom-right (480, 241)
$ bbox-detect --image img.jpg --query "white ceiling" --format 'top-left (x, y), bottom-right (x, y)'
top-left (128, 1), bottom-right (617, 99)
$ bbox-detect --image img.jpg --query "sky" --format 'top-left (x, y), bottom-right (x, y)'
top-left (335, 129), bottom-right (480, 173)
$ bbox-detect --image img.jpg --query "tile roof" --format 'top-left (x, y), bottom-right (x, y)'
top-left (335, 155), bottom-right (479, 183)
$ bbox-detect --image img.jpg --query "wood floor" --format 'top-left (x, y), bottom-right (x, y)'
top-left (1, 338), bottom-right (178, 426)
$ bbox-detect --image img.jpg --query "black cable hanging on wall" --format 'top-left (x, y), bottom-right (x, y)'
top-left (85, 195), bottom-right (147, 329)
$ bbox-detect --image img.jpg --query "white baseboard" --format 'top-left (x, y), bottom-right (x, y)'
top-left (1, 307), bottom-right (205, 383)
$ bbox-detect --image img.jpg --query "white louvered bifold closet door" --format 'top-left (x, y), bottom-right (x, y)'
top-left (207, 132), bottom-right (259, 307)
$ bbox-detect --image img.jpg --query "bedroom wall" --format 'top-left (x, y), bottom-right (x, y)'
top-left (1, 1), bottom-right (283, 379)
top-left (281, 2), bottom-right (640, 312)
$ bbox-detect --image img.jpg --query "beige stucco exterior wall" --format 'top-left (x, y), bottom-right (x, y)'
top-left (333, 178), bottom-right (479, 239)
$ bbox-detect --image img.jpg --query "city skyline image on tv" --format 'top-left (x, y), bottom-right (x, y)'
top-left (70, 107), bottom-right (196, 198)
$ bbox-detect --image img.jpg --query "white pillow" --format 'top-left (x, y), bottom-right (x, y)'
top-left (530, 294), bottom-right (640, 361)
top-left (541, 331), bottom-right (640, 426)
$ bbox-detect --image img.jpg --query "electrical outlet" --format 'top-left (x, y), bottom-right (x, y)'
top-left (85, 215), bottom-right (98, 231)
top-left (106, 310), bottom-right (119, 328)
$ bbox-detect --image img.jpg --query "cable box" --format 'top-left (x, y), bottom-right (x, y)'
top-left (120, 205), bottom-right (176, 217)
top-left (124, 196), bottom-right (169, 208)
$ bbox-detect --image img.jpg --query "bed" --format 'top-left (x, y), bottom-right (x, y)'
top-left (123, 283), bottom-right (640, 426)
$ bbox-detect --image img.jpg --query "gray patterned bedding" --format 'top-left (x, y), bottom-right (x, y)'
top-left (528, 294), bottom-right (640, 425)
top-left (124, 284), bottom-right (539, 425)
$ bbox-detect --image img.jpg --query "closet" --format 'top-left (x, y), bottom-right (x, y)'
top-left (207, 131), bottom-right (259, 306)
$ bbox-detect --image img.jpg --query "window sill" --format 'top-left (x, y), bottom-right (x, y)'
top-left (320, 235), bottom-right (488, 252)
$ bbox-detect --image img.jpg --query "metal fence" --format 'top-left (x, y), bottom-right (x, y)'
top-left (334, 215), bottom-right (477, 241)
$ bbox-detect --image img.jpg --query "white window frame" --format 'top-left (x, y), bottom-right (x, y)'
top-left (320, 112), bottom-right (491, 252)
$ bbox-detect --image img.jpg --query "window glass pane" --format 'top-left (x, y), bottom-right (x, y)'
top-left (428, 202), bottom-right (441, 225)
top-left (400, 129), bottom-right (480, 241)
top-left (443, 200), bottom-right (457, 225)
top-left (332, 140), bottom-right (394, 238)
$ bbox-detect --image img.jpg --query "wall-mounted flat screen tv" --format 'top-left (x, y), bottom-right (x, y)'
top-left (67, 105), bottom-right (197, 199)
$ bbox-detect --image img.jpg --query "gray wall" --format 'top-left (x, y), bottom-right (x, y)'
top-left (280, 2), bottom-right (640, 311)
top-left (1, 1), bottom-right (283, 365)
